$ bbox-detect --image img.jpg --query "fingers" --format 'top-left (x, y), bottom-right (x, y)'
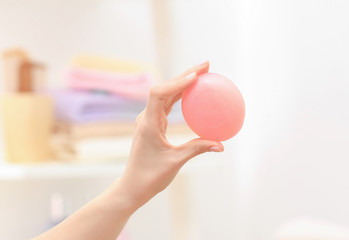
top-left (146, 61), bottom-right (210, 120)
top-left (164, 61), bottom-right (209, 114)
top-left (145, 73), bottom-right (197, 122)
top-left (178, 61), bottom-right (210, 79)
top-left (174, 138), bottom-right (224, 164)
top-left (164, 61), bottom-right (209, 97)
top-left (164, 92), bottom-right (182, 115)
top-left (155, 71), bottom-right (198, 100)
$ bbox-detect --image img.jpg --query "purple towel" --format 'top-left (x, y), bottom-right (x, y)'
top-left (50, 90), bottom-right (146, 123)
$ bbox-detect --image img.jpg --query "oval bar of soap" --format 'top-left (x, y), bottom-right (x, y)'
top-left (181, 73), bottom-right (245, 141)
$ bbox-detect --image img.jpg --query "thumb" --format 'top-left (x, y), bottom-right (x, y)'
top-left (175, 138), bottom-right (224, 164)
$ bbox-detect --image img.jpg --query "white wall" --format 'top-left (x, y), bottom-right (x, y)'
top-left (0, 0), bottom-right (157, 89)
top-left (165, 0), bottom-right (238, 81)
top-left (166, 1), bottom-right (240, 239)
top-left (234, 0), bottom-right (349, 239)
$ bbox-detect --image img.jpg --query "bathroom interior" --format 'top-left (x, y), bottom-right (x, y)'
top-left (0, 0), bottom-right (349, 239)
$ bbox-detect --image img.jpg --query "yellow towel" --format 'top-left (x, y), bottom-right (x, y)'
top-left (69, 54), bottom-right (161, 82)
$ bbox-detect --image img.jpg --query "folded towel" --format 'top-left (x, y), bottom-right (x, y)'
top-left (70, 54), bottom-right (160, 78)
top-left (51, 134), bottom-right (132, 162)
top-left (50, 90), bottom-right (146, 123)
top-left (51, 127), bottom-right (194, 162)
top-left (66, 68), bottom-right (154, 101)
top-left (55, 121), bottom-right (135, 140)
top-left (55, 120), bottom-right (191, 140)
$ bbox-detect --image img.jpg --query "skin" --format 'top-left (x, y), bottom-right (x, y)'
top-left (33, 61), bottom-right (224, 240)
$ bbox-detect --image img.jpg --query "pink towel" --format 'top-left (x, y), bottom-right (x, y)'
top-left (66, 68), bottom-right (154, 101)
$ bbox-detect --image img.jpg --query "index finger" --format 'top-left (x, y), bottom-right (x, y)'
top-left (164, 61), bottom-right (210, 95)
top-left (146, 61), bottom-right (210, 118)
top-left (177, 61), bottom-right (210, 79)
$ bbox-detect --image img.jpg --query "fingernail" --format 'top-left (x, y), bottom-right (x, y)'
top-left (184, 72), bottom-right (197, 80)
top-left (209, 146), bottom-right (222, 152)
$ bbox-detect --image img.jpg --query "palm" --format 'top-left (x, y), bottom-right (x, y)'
top-left (122, 61), bottom-right (223, 204)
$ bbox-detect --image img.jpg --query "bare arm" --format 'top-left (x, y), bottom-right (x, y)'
top-left (33, 61), bottom-right (224, 240)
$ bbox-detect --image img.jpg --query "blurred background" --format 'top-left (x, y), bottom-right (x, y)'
top-left (0, 0), bottom-right (349, 239)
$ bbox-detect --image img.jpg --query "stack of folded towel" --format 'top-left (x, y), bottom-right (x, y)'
top-left (51, 55), bottom-right (188, 162)
top-left (51, 90), bottom-right (146, 139)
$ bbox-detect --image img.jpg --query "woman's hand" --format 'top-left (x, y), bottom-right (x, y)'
top-left (119, 61), bottom-right (224, 209)
top-left (33, 62), bottom-right (224, 240)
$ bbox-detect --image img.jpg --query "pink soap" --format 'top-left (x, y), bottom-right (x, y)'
top-left (182, 73), bottom-right (245, 141)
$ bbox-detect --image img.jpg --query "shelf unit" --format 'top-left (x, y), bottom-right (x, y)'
top-left (0, 152), bottom-right (225, 180)
top-left (0, 161), bottom-right (126, 180)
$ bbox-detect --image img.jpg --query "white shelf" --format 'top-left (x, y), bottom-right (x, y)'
top-left (0, 152), bottom-right (225, 180)
top-left (0, 161), bottom-right (127, 180)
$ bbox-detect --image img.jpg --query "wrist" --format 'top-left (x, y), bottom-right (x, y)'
top-left (100, 178), bottom-right (142, 216)
top-left (104, 176), bottom-right (151, 214)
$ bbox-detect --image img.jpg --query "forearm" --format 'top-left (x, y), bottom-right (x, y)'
top-left (33, 178), bottom-right (139, 240)
top-left (32, 62), bottom-right (222, 240)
